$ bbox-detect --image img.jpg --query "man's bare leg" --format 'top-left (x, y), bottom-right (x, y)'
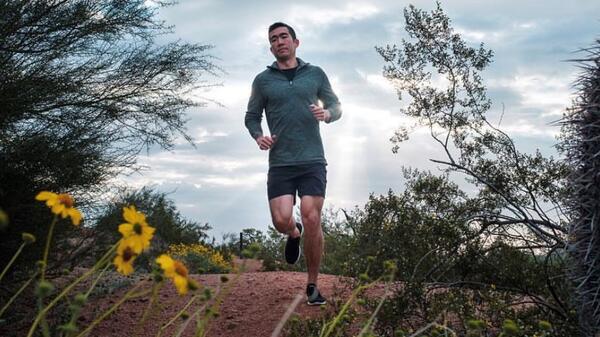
top-left (300, 195), bottom-right (324, 285)
top-left (269, 194), bottom-right (300, 237)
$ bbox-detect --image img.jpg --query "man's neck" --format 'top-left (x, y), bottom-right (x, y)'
top-left (276, 57), bottom-right (298, 70)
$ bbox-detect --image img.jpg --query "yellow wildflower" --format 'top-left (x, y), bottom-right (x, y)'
top-left (113, 239), bottom-right (138, 275)
top-left (118, 205), bottom-right (155, 253)
top-left (156, 254), bottom-right (191, 295)
top-left (165, 243), bottom-right (232, 273)
top-left (35, 191), bottom-right (82, 226)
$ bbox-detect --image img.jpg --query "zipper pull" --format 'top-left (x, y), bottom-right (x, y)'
top-left (289, 81), bottom-right (293, 85)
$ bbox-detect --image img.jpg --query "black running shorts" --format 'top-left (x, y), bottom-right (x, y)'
top-left (267, 163), bottom-right (327, 201)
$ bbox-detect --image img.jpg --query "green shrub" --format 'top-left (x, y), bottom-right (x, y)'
top-left (167, 243), bottom-right (232, 274)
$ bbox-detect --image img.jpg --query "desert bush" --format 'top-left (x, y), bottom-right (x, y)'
top-left (167, 243), bottom-right (232, 274)
top-left (91, 188), bottom-right (211, 271)
top-left (342, 170), bottom-right (480, 281)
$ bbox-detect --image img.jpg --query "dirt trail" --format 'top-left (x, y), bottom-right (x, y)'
top-left (81, 260), bottom-right (355, 337)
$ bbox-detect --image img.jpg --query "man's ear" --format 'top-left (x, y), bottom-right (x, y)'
top-left (294, 39), bottom-right (300, 48)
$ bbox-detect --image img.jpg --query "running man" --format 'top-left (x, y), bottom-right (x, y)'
top-left (244, 22), bottom-right (342, 305)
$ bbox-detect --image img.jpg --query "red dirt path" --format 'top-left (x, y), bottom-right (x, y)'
top-left (80, 260), bottom-right (356, 337)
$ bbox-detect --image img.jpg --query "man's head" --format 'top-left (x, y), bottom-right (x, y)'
top-left (268, 22), bottom-right (296, 40)
top-left (268, 22), bottom-right (299, 62)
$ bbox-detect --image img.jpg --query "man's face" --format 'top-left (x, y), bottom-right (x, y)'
top-left (269, 26), bottom-right (299, 61)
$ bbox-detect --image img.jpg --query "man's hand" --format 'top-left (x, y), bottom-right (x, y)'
top-left (256, 135), bottom-right (276, 150)
top-left (310, 104), bottom-right (331, 122)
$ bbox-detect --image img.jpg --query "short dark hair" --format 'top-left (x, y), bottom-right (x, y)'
top-left (268, 22), bottom-right (296, 40)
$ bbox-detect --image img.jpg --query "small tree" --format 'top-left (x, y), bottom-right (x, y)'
top-left (0, 0), bottom-right (218, 274)
top-left (376, 0), bottom-right (571, 323)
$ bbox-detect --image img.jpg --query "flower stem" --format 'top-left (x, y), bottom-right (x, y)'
top-left (84, 258), bottom-right (112, 298)
top-left (157, 294), bottom-right (201, 337)
top-left (357, 281), bottom-right (391, 337)
top-left (34, 215), bottom-right (58, 337)
top-left (0, 241), bottom-right (26, 284)
top-left (135, 280), bottom-right (164, 336)
top-left (26, 242), bottom-right (118, 337)
top-left (0, 271), bottom-right (38, 318)
top-left (37, 295), bottom-right (51, 337)
top-left (174, 301), bottom-right (210, 337)
top-left (319, 278), bottom-right (380, 337)
top-left (41, 216), bottom-right (58, 281)
top-left (74, 284), bottom-right (149, 337)
top-left (194, 273), bottom-right (239, 337)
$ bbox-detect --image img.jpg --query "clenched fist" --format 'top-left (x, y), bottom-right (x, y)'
top-left (255, 135), bottom-right (277, 150)
top-left (310, 104), bottom-right (331, 122)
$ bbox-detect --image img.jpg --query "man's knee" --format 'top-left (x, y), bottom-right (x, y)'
top-left (269, 195), bottom-right (295, 232)
top-left (301, 210), bottom-right (321, 228)
top-left (272, 213), bottom-right (292, 228)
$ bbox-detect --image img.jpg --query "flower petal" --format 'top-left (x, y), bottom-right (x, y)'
top-left (156, 254), bottom-right (175, 276)
top-left (173, 275), bottom-right (189, 295)
top-left (128, 238), bottom-right (144, 254)
top-left (51, 203), bottom-right (65, 216)
top-left (146, 226), bottom-right (156, 236)
top-left (35, 191), bottom-right (56, 201)
top-left (68, 208), bottom-right (82, 226)
top-left (156, 254), bottom-right (173, 268)
top-left (114, 255), bottom-right (134, 275)
top-left (118, 223), bottom-right (134, 237)
top-left (123, 206), bottom-right (138, 224)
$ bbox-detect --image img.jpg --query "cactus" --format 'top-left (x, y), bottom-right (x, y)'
top-left (561, 37), bottom-right (600, 336)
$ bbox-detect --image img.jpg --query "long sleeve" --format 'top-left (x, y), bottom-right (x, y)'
top-left (244, 76), bottom-right (265, 139)
top-left (317, 69), bottom-right (342, 123)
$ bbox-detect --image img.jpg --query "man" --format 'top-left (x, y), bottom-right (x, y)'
top-left (244, 22), bottom-right (342, 305)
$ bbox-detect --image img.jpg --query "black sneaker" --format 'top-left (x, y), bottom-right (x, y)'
top-left (306, 283), bottom-right (326, 306)
top-left (284, 222), bottom-right (303, 264)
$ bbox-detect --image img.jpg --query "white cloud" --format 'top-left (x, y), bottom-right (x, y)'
top-left (488, 73), bottom-right (573, 116)
top-left (115, 166), bottom-right (266, 189)
top-left (516, 22), bottom-right (537, 29)
top-left (500, 121), bottom-right (558, 138)
top-left (454, 27), bottom-right (505, 43)
top-left (197, 82), bottom-right (250, 107)
top-left (193, 128), bottom-right (229, 143)
top-left (138, 151), bottom-right (264, 172)
top-left (454, 19), bottom-right (540, 44)
top-left (200, 173), bottom-right (265, 188)
top-left (337, 102), bottom-right (406, 133)
top-left (355, 69), bottom-right (395, 93)
top-left (289, 3), bottom-right (379, 29)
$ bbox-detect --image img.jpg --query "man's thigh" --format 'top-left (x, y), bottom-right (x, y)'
top-left (300, 195), bottom-right (324, 226)
top-left (269, 194), bottom-right (294, 224)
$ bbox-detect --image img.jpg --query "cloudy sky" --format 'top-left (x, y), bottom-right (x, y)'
top-left (117, 0), bottom-right (600, 240)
